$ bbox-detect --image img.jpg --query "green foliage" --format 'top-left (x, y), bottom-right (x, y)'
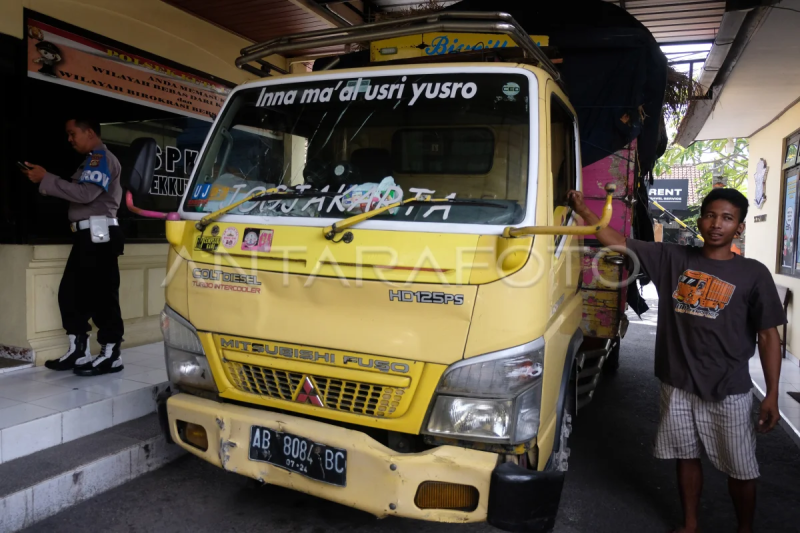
top-left (653, 138), bottom-right (749, 231)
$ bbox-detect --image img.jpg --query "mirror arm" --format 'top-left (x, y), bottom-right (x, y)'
top-left (503, 183), bottom-right (617, 238)
top-left (126, 191), bottom-right (179, 221)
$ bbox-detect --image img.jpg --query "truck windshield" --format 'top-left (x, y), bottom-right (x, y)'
top-left (183, 72), bottom-right (531, 226)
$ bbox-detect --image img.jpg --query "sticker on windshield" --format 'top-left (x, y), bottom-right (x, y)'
top-left (255, 76), bottom-right (478, 108)
top-left (209, 185), bottom-right (229, 202)
top-left (188, 184), bottom-right (211, 206)
top-left (222, 227), bottom-right (239, 249)
top-left (345, 78), bottom-right (370, 94)
top-left (342, 177), bottom-right (402, 214)
top-left (502, 82), bottom-right (521, 101)
top-left (242, 228), bottom-right (273, 252)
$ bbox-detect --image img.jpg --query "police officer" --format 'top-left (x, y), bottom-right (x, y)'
top-left (21, 116), bottom-right (125, 376)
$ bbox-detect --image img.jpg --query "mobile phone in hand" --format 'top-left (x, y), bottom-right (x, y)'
top-left (17, 161), bottom-right (33, 171)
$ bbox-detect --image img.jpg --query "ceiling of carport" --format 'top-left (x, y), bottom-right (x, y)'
top-left (372, 0), bottom-right (725, 43)
top-left (163, 0), bottom-right (361, 59)
top-left (165, 0), bottom-right (335, 41)
top-left (602, 0), bottom-right (724, 43)
top-left (164, 0), bottom-right (724, 64)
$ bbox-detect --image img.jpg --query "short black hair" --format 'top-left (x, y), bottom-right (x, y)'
top-left (700, 188), bottom-right (748, 223)
top-left (67, 116), bottom-right (101, 137)
top-left (35, 41), bottom-right (60, 55)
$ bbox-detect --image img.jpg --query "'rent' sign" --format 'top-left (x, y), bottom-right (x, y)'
top-left (649, 179), bottom-right (689, 210)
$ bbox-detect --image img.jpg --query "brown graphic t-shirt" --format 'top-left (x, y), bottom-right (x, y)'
top-left (626, 240), bottom-right (786, 401)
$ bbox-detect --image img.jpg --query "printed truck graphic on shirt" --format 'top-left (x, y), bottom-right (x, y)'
top-left (672, 270), bottom-right (735, 317)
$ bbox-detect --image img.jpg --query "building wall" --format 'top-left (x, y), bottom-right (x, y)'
top-left (0, 0), bottom-right (286, 363)
top-left (0, 244), bottom-right (170, 365)
top-left (0, 0), bottom-right (286, 81)
top-left (747, 99), bottom-right (800, 361)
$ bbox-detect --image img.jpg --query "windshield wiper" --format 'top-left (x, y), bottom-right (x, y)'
top-left (324, 195), bottom-right (458, 240)
top-left (323, 197), bottom-right (510, 241)
top-left (195, 187), bottom-right (337, 231)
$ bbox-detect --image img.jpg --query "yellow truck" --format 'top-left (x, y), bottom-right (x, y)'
top-left (120, 11), bottom-right (663, 532)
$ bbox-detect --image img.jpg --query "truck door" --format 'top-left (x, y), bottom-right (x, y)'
top-left (547, 85), bottom-right (582, 320)
top-left (537, 84), bottom-right (583, 466)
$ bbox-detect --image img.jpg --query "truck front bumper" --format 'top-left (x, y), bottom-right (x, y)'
top-left (166, 393), bottom-right (495, 522)
top-left (164, 393), bottom-right (564, 529)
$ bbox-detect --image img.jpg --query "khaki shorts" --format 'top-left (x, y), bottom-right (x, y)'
top-left (654, 383), bottom-right (759, 480)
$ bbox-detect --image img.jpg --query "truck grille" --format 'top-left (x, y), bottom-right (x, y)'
top-left (224, 361), bottom-right (407, 417)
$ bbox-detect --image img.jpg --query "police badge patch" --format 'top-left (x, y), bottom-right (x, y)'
top-left (78, 149), bottom-right (112, 192)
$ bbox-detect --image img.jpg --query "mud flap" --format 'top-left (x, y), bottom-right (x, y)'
top-left (156, 386), bottom-right (174, 444)
top-left (487, 462), bottom-right (565, 533)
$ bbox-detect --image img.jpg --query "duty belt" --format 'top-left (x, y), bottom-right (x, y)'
top-left (70, 218), bottom-right (119, 232)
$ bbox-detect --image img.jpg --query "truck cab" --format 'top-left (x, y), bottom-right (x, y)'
top-left (148, 12), bottom-right (620, 532)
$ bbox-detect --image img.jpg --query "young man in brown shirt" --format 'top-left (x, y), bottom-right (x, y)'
top-left (568, 187), bottom-right (784, 533)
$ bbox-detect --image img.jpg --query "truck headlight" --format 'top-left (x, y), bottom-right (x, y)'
top-left (160, 306), bottom-right (218, 392)
top-left (425, 339), bottom-right (544, 444)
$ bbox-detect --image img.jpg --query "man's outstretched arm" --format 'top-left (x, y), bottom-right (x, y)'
top-left (567, 190), bottom-right (626, 249)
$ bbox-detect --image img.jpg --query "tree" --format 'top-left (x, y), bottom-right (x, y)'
top-left (653, 138), bottom-right (749, 231)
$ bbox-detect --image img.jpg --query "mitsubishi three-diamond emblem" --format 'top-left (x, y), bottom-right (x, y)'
top-left (295, 376), bottom-right (323, 407)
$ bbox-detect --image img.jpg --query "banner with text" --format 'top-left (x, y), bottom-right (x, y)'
top-left (26, 19), bottom-right (231, 120)
top-left (649, 179), bottom-right (689, 210)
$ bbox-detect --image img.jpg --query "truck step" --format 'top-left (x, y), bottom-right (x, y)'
top-left (578, 339), bottom-right (613, 363)
top-left (578, 364), bottom-right (603, 379)
top-left (576, 375), bottom-right (601, 396)
top-left (574, 339), bottom-right (613, 411)
top-left (581, 348), bottom-right (608, 361)
top-left (576, 391), bottom-right (595, 410)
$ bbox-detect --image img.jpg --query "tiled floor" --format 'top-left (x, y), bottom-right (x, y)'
top-left (750, 355), bottom-right (800, 445)
top-left (0, 342), bottom-right (168, 464)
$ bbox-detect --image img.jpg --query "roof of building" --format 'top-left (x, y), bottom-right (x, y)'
top-left (675, 2), bottom-right (800, 145)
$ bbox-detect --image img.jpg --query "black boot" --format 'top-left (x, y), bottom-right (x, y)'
top-left (45, 334), bottom-right (90, 371)
top-left (74, 343), bottom-right (123, 376)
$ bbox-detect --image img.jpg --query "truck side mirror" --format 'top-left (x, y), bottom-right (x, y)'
top-left (121, 137), bottom-right (157, 196)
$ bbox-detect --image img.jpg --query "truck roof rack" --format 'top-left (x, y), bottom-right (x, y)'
top-left (236, 11), bottom-right (561, 82)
